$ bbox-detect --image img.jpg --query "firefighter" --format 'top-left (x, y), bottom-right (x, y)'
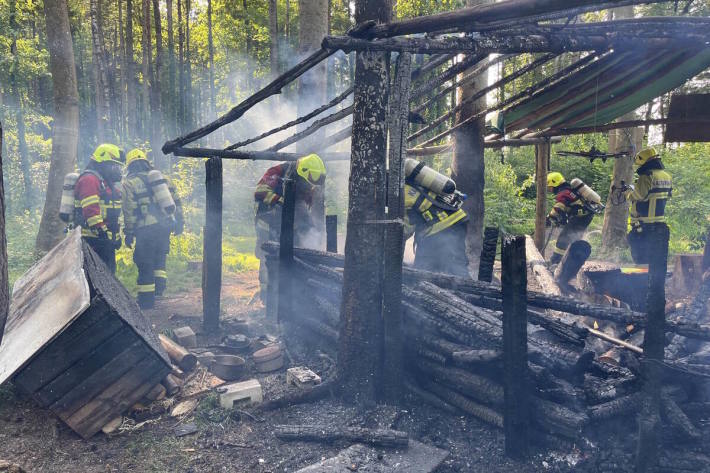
top-left (74, 143), bottom-right (124, 273)
top-left (404, 182), bottom-right (469, 277)
top-left (626, 148), bottom-right (672, 264)
top-left (546, 172), bottom-right (595, 265)
top-left (122, 149), bottom-right (177, 309)
top-left (254, 154), bottom-right (326, 297)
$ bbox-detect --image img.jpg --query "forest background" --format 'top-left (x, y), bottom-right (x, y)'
top-left (1, 0), bottom-right (710, 295)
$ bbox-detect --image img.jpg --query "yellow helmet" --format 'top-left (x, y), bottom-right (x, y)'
top-left (92, 143), bottom-right (123, 165)
top-left (126, 148), bottom-right (149, 167)
top-left (296, 154), bottom-right (326, 186)
top-left (634, 148), bottom-right (659, 167)
top-left (547, 171), bottom-right (565, 189)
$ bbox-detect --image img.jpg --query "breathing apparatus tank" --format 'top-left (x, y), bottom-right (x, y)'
top-left (59, 173), bottom-right (80, 223)
top-left (404, 158), bottom-right (456, 195)
top-left (570, 177), bottom-right (604, 213)
top-left (147, 170), bottom-right (176, 217)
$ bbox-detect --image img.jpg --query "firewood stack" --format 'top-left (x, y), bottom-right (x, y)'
top-left (262, 243), bottom-right (710, 447)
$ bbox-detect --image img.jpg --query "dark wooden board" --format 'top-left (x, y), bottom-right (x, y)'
top-left (34, 326), bottom-right (137, 408)
top-left (64, 355), bottom-right (170, 438)
top-left (50, 339), bottom-right (149, 418)
top-left (13, 300), bottom-right (122, 394)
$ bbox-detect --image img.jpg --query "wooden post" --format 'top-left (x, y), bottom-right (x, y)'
top-left (478, 226), bottom-right (499, 283)
top-left (534, 141), bottom-right (550, 251)
top-left (501, 233), bottom-right (529, 458)
top-left (635, 223), bottom-right (669, 472)
top-left (202, 157), bottom-right (222, 333)
top-left (382, 51), bottom-right (412, 402)
top-left (277, 177), bottom-right (295, 324)
top-left (0, 122), bottom-right (8, 346)
top-left (326, 215), bottom-right (338, 253)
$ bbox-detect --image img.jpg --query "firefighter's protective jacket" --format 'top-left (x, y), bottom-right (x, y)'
top-left (74, 170), bottom-right (121, 239)
top-left (404, 183), bottom-right (467, 239)
top-left (628, 161), bottom-right (672, 225)
top-left (255, 163), bottom-right (292, 209)
top-left (122, 171), bottom-right (170, 236)
top-left (548, 183), bottom-right (589, 225)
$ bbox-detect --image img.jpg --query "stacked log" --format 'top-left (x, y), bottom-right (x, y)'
top-left (262, 244), bottom-right (710, 445)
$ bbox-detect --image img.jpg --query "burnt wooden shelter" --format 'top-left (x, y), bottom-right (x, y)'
top-left (0, 230), bottom-right (172, 439)
top-left (161, 0), bottom-right (710, 467)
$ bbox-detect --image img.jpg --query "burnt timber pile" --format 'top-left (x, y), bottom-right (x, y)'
top-left (0, 230), bottom-right (172, 439)
top-left (263, 241), bottom-right (710, 457)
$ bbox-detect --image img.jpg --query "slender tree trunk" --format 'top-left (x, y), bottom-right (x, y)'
top-left (177, 0), bottom-right (184, 131)
top-left (600, 6), bottom-right (639, 256)
top-left (338, 0), bottom-right (392, 404)
top-left (184, 0), bottom-right (192, 128)
top-left (36, 0), bottom-right (80, 253)
top-left (90, 0), bottom-right (111, 141)
top-left (118, 0), bottom-right (127, 139)
top-left (451, 0), bottom-right (492, 278)
top-left (152, 0), bottom-right (164, 167)
top-left (0, 122), bottom-right (8, 346)
top-left (285, 0), bottom-right (290, 42)
top-left (268, 0), bottom-right (279, 79)
top-left (208, 0), bottom-right (216, 119)
top-left (125, 0), bottom-right (137, 140)
top-left (9, 0), bottom-right (32, 211)
top-left (141, 0), bottom-right (152, 142)
top-left (166, 0), bottom-right (176, 138)
top-left (297, 0), bottom-right (329, 119)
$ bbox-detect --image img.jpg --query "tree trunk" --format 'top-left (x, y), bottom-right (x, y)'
top-left (165, 0), bottom-right (175, 139)
top-left (338, 0), bottom-right (391, 404)
top-left (90, 0), bottom-right (111, 142)
top-left (141, 0), bottom-right (152, 142)
top-left (177, 0), bottom-right (184, 131)
top-left (36, 0), bottom-right (80, 253)
top-left (184, 0), bottom-right (192, 129)
top-left (118, 0), bottom-right (126, 139)
top-left (600, 6), bottom-right (641, 256)
top-left (534, 141), bottom-right (550, 252)
top-left (297, 0), bottom-right (329, 128)
top-left (152, 0), bottom-right (164, 168)
top-left (268, 0), bottom-right (279, 79)
top-left (207, 0), bottom-right (216, 122)
top-left (125, 0), bottom-right (137, 140)
top-left (0, 123), bottom-right (9, 346)
top-left (450, 0), bottom-right (493, 278)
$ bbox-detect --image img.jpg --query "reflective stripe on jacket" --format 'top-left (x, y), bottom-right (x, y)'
top-left (74, 170), bottom-right (121, 239)
top-left (122, 172), bottom-right (163, 233)
top-left (255, 162), bottom-right (291, 208)
top-left (548, 186), bottom-right (589, 224)
top-left (404, 184), bottom-right (467, 238)
top-left (629, 168), bottom-right (672, 224)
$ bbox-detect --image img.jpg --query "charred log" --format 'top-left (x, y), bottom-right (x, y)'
top-left (274, 424), bottom-right (409, 448)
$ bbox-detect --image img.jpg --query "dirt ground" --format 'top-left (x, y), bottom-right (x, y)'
top-left (0, 269), bottom-right (641, 473)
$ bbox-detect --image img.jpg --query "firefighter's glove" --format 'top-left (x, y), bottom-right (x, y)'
top-left (125, 234), bottom-right (135, 249)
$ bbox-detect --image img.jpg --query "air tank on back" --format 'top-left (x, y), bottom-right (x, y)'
top-left (404, 158), bottom-right (456, 195)
top-left (147, 170), bottom-right (176, 217)
top-left (570, 178), bottom-right (601, 205)
top-left (59, 173), bottom-right (79, 223)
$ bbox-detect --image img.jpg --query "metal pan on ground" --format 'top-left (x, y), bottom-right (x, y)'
top-left (209, 355), bottom-right (247, 381)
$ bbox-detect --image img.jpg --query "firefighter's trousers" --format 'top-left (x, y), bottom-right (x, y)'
top-left (85, 237), bottom-right (117, 274)
top-left (133, 224), bottom-right (163, 309)
top-left (154, 226), bottom-right (171, 296)
top-left (628, 222), bottom-right (668, 265)
top-left (414, 223), bottom-right (470, 277)
top-left (550, 214), bottom-right (594, 265)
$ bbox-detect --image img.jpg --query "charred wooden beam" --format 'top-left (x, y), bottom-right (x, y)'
top-left (158, 334), bottom-right (197, 372)
top-left (410, 53), bottom-right (484, 101)
top-left (203, 157), bottom-right (222, 332)
top-left (502, 233), bottom-right (530, 458)
top-left (530, 118), bottom-right (710, 138)
top-left (422, 380), bottom-right (504, 428)
top-left (325, 215), bottom-right (337, 253)
top-left (268, 105), bottom-right (354, 152)
top-left (478, 227), bottom-right (499, 283)
top-left (257, 379), bottom-right (338, 412)
top-left (226, 86), bottom-right (354, 150)
top-left (274, 424), bottom-right (409, 448)
top-left (162, 48), bottom-right (333, 153)
top-left (554, 240), bottom-right (592, 288)
top-left (172, 147), bottom-right (350, 161)
top-left (348, 0), bottom-right (670, 39)
top-left (277, 178), bottom-right (296, 324)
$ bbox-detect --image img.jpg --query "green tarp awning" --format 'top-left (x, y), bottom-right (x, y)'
top-left (498, 48), bottom-right (710, 134)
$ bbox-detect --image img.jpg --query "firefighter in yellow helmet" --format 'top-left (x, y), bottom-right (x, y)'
top-left (122, 149), bottom-right (181, 309)
top-left (546, 172), bottom-right (595, 265)
top-left (626, 148), bottom-right (672, 264)
top-left (74, 143), bottom-right (125, 273)
top-left (254, 154), bottom-right (326, 298)
top-left (403, 171), bottom-right (469, 277)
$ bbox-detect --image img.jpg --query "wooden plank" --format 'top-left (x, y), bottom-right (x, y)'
top-left (0, 229), bottom-right (90, 385)
top-left (34, 326), bottom-right (136, 408)
top-left (50, 338), bottom-right (149, 417)
top-left (13, 301), bottom-right (122, 394)
top-left (277, 178), bottom-right (296, 324)
top-left (534, 142), bottom-right (549, 251)
top-left (63, 355), bottom-right (170, 439)
top-left (203, 157), bottom-right (223, 332)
